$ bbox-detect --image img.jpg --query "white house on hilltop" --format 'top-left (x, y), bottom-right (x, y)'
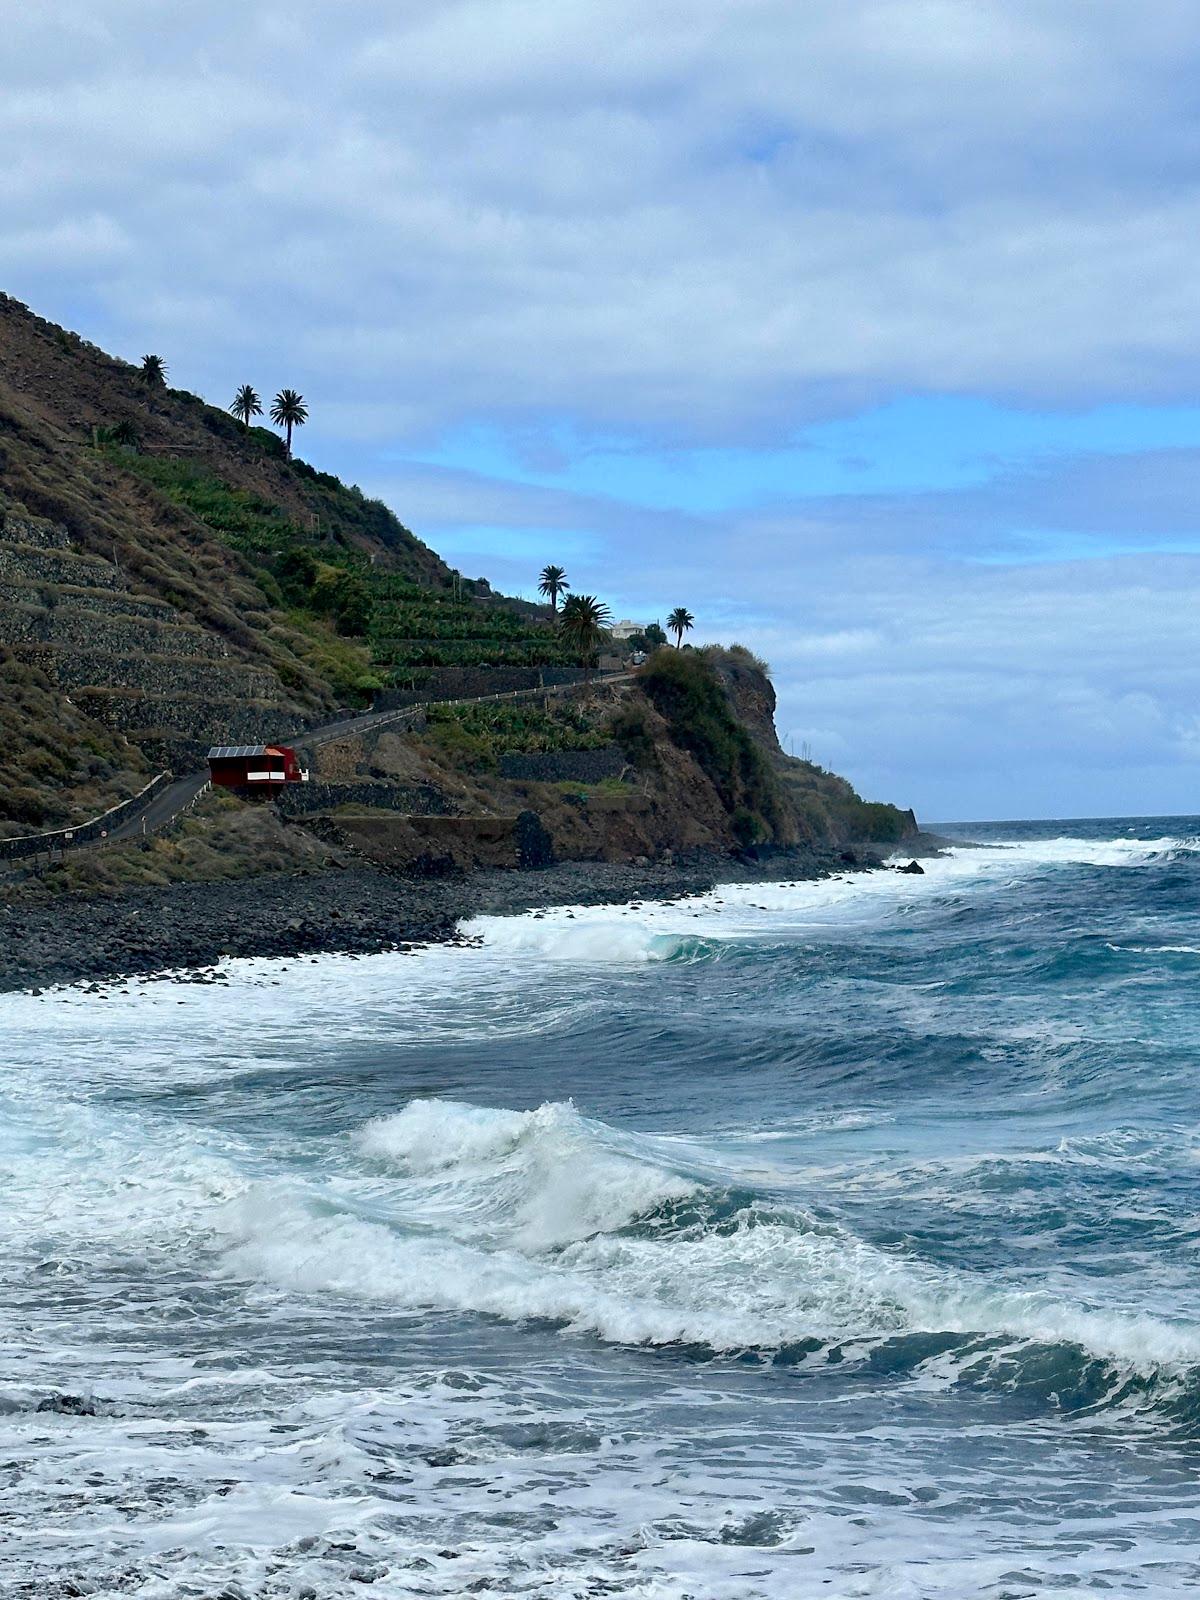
top-left (610, 618), bottom-right (652, 641)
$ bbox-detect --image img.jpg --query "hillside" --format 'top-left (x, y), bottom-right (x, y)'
top-left (0, 292), bottom-right (573, 833)
top-left (0, 292), bottom-right (916, 912)
top-left (8, 644), bottom-right (915, 915)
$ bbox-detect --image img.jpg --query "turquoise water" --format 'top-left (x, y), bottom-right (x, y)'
top-left (3, 819), bottom-right (1200, 1595)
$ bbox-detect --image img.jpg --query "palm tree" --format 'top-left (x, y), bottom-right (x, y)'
top-left (231, 384), bottom-right (263, 430)
top-left (667, 606), bottom-right (694, 648)
top-left (559, 593), bottom-right (612, 668)
top-left (538, 564), bottom-right (569, 613)
top-left (140, 354), bottom-right (167, 386)
top-left (270, 389), bottom-right (308, 458)
top-left (110, 418), bottom-right (140, 448)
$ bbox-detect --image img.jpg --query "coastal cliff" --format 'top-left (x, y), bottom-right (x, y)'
top-left (0, 293), bottom-right (917, 987)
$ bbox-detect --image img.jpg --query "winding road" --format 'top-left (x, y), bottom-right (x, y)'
top-left (63, 672), bottom-right (631, 851)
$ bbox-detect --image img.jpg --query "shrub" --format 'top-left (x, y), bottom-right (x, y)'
top-left (425, 718), bottom-right (495, 770)
top-left (721, 642), bottom-right (771, 675)
top-left (731, 806), bottom-right (761, 846)
top-left (609, 703), bottom-right (657, 769)
top-left (639, 648), bottom-right (787, 841)
top-left (425, 701), bottom-right (607, 763)
top-left (844, 799), bottom-right (910, 843)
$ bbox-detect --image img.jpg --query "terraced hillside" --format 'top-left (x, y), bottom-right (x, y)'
top-left (0, 292), bottom-right (573, 834)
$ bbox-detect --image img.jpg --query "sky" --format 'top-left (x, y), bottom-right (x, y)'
top-left (4, 0), bottom-right (1200, 821)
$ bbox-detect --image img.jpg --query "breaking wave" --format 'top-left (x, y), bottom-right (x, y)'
top-left (216, 1098), bottom-right (1200, 1422)
top-left (457, 832), bottom-right (1195, 967)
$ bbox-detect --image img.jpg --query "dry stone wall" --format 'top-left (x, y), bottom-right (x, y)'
top-left (0, 605), bottom-right (230, 658)
top-left (275, 780), bottom-right (453, 818)
top-left (0, 582), bottom-right (178, 621)
top-left (75, 688), bottom-right (302, 741)
top-left (0, 512), bottom-right (72, 549)
top-left (0, 543), bottom-right (122, 588)
top-left (16, 646), bottom-right (278, 699)
top-left (498, 746), bottom-right (626, 783)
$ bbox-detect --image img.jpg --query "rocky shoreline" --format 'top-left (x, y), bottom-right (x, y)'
top-left (0, 842), bottom-right (924, 994)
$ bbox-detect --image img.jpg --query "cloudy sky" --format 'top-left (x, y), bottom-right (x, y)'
top-left (6, 0), bottom-right (1200, 820)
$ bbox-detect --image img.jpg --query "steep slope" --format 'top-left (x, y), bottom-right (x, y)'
top-left (0, 291), bottom-right (916, 871)
top-left (285, 646), bottom-right (915, 875)
top-left (0, 293), bottom-right (564, 833)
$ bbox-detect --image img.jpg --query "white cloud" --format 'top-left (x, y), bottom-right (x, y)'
top-left (8, 0), bottom-right (1200, 815)
top-left (8, 0), bottom-right (1200, 438)
top-left (0, 214), bottom-right (131, 270)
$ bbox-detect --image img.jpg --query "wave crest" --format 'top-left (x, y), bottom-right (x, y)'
top-left (216, 1098), bottom-right (1200, 1400)
top-left (357, 1098), bottom-right (698, 1250)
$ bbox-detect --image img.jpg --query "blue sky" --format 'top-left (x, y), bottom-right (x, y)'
top-left (6, 0), bottom-right (1200, 819)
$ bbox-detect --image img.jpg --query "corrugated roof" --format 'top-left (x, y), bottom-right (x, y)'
top-left (207, 745), bottom-right (269, 759)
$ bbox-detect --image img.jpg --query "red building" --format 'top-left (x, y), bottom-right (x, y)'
top-left (207, 744), bottom-right (309, 790)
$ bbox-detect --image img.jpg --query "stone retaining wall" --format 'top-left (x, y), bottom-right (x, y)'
top-left (0, 544), bottom-right (121, 588)
top-left (324, 813), bottom-right (519, 871)
top-left (312, 808), bottom-right (554, 873)
top-left (499, 745), bottom-right (626, 783)
top-left (0, 513), bottom-right (71, 550)
top-left (17, 645), bottom-right (278, 699)
top-left (0, 605), bottom-right (229, 659)
top-left (74, 688), bottom-right (304, 743)
top-left (276, 781), bottom-right (453, 818)
top-left (0, 581), bottom-right (178, 621)
top-left (0, 773), bottom-right (171, 860)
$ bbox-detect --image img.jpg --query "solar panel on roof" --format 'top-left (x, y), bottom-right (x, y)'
top-left (207, 745), bottom-right (269, 759)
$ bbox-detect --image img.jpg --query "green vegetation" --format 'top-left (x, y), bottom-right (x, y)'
top-left (140, 354), bottom-right (167, 386)
top-left (424, 700), bottom-right (609, 770)
top-left (559, 594), bottom-right (611, 662)
top-left (608, 702), bottom-right (658, 769)
top-left (107, 452), bottom-right (582, 687)
top-left (117, 453), bottom-right (302, 553)
top-left (92, 419), bottom-right (140, 448)
top-left (781, 767), bottom-right (912, 845)
top-left (367, 577), bottom-right (576, 670)
top-left (639, 647), bottom-right (787, 843)
top-left (538, 563), bottom-right (569, 612)
top-left (717, 641), bottom-right (770, 675)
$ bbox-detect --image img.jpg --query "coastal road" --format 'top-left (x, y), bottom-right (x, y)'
top-left (44, 671), bottom-right (633, 856)
top-left (106, 773), bottom-right (212, 842)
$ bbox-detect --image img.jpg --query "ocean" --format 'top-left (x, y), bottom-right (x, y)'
top-left (4, 818), bottom-right (1200, 1597)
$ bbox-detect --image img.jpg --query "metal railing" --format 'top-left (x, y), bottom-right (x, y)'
top-left (151, 780), bottom-right (212, 836)
top-left (0, 772), bottom-right (172, 862)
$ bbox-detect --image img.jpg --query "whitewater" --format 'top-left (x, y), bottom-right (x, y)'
top-left (4, 818), bottom-right (1200, 1597)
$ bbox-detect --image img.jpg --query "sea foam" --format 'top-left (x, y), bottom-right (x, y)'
top-left (217, 1096), bottom-right (1200, 1372)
